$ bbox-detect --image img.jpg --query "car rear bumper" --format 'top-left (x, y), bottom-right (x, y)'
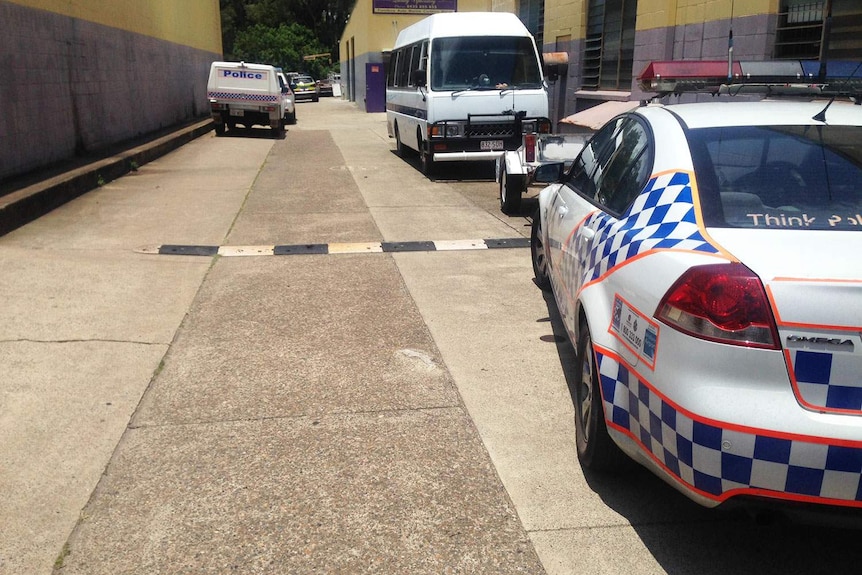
top-left (597, 349), bottom-right (862, 511)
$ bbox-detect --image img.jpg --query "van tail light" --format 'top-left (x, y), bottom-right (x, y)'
top-left (656, 263), bottom-right (779, 349)
top-left (524, 133), bottom-right (536, 162)
top-left (261, 105), bottom-right (277, 112)
top-left (210, 101), bottom-right (227, 111)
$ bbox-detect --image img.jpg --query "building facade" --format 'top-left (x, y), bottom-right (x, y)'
top-left (341, 0), bottom-right (861, 125)
top-left (1, 0), bottom-right (222, 182)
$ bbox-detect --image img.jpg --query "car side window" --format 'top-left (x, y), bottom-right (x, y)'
top-left (567, 117), bottom-right (624, 201)
top-left (594, 118), bottom-right (651, 214)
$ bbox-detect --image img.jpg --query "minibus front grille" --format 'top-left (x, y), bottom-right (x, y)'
top-left (466, 123), bottom-right (516, 138)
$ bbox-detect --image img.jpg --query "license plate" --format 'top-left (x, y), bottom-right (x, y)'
top-left (480, 140), bottom-right (504, 151)
top-left (230, 109), bottom-right (245, 117)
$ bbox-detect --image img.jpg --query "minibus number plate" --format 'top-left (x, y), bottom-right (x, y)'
top-left (480, 140), bottom-right (504, 151)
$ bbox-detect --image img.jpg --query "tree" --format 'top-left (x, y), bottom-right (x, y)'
top-left (220, 0), bottom-right (354, 74)
top-left (232, 22), bottom-right (330, 77)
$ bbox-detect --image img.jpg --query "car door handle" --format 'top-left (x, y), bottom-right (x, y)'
top-left (557, 205), bottom-right (568, 219)
top-left (579, 227), bottom-right (596, 240)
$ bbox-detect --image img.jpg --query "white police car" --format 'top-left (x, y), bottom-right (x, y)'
top-left (531, 60), bottom-right (862, 514)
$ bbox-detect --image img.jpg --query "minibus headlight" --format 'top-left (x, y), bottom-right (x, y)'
top-left (431, 122), bottom-right (465, 139)
top-left (444, 124), bottom-right (462, 138)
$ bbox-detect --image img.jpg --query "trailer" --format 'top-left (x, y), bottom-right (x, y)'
top-left (495, 100), bottom-right (644, 214)
top-left (495, 132), bottom-right (587, 214)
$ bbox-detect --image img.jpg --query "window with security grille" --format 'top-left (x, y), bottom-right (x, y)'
top-left (775, 0), bottom-right (825, 59)
top-left (518, 0), bottom-right (544, 52)
top-left (775, 0), bottom-right (862, 60)
top-left (582, 0), bottom-right (637, 90)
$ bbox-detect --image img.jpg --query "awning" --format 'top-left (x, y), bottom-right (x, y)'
top-left (560, 100), bottom-right (640, 130)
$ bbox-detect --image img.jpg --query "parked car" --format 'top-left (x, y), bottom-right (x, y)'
top-left (318, 75), bottom-right (333, 97)
top-left (530, 60), bottom-right (862, 518)
top-left (276, 70), bottom-right (297, 125)
top-left (292, 74), bottom-right (319, 102)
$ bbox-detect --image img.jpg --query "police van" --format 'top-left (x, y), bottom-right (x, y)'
top-left (386, 12), bottom-right (550, 175)
top-left (207, 61), bottom-right (294, 136)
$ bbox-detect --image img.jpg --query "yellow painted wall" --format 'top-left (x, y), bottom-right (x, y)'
top-left (545, 0), bottom-right (780, 40)
top-left (4, 0), bottom-right (222, 52)
top-left (544, 0), bottom-right (586, 43)
top-left (342, 0), bottom-right (496, 56)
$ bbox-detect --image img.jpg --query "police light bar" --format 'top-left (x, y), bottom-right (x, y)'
top-left (638, 60), bottom-right (862, 98)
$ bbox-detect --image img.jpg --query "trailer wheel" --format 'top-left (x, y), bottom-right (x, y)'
top-left (500, 166), bottom-right (524, 214)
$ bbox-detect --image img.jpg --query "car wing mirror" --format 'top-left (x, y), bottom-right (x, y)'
top-left (533, 162), bottom-right (566, 183)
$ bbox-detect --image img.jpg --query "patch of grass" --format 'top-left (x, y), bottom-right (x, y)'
top-left (54, 542), bottom-right (71, 570)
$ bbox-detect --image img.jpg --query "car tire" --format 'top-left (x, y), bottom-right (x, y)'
top-left (287, 112), bottom-right (297, 125)
top-left (530, 209), bottom-right (552, 291)
top-left (500, 166), bottom-right (524, 214)
top-left (574, 319), bottom-right (627, 471)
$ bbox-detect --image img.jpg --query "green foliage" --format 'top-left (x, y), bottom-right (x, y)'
top-left (220, 0), bottom-right (353, 77)
top-left (233, 22), bottom-right (329, 77)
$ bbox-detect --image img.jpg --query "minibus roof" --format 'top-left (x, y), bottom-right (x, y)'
top-left (393, 12), bottom-right (532, 49)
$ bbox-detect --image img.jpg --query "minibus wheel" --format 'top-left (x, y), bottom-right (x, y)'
top-left (394, 124), bottom-right (406, 157)
top-left (419, 142), bottom-right (435, 176)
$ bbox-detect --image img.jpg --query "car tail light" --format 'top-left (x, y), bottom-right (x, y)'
top-left (210, 101), bottom-right (226, 111)
top-left (656, 263), bottom-right (779, 349)
top-left (538, 118), bottom-right (551, 134)
top-left (524, 133), bottom-right (536, 163)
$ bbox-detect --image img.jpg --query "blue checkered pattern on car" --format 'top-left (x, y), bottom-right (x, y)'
top-left (792, 350), bottom-right (862, 413)
top-left (582, 172), bottom-right (719, 283)
top-left (597, 350), bottom-right (862, 504)
top-left (207, 91), bottom-right (278, 102)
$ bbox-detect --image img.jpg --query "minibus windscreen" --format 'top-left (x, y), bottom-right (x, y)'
top-left (430, 36), bottom-right (542, 91)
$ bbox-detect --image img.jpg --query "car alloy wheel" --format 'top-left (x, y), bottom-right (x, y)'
top-left (530, 210), bottom-right (551, 291)
top-left (574, 319), bottom-right (627, 470)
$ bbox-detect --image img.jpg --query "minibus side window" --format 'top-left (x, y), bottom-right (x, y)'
top-left (397, 47), bottom-right (410, 87)
top-left (408, 44), bottom-right (422, 87)
top-left (388, 50), bottom-right (401, 87)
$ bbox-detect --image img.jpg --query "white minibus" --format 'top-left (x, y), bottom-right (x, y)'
top-left (386, 12), bottom-right (550, 175)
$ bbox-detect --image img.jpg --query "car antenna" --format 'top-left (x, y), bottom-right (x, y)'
top-left (727, 0), bottom-right (734, 82)
top-left (813, 97), bottom-right (834, 123)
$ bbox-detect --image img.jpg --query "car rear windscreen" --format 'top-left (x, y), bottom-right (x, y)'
top-left (689, 125), bottom-right (862, 230)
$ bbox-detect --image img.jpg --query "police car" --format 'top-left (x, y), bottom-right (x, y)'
top-left (531, 60), bottom-right (862, 514)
